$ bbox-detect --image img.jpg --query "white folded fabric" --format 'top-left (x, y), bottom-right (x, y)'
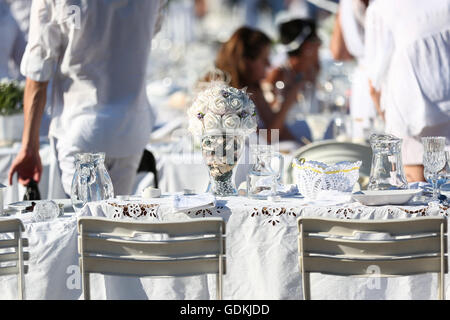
top-left (276, 184), bottom-right (299, 197)
top-left (309, 190), bottom-right (353, 205)
top-left (172, 193), bottom-right (217, 212)
top-left (237, 181), bottom-right (299, 197)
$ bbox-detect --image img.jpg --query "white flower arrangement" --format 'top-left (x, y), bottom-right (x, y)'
top-left (187, 83), bottom-right (258, 136)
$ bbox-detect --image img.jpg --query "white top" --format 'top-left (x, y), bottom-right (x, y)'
top-left (20, 0), bottom-right (166, 157)
top-left (339, 0), bottom-right (375, 129)
top-left (365, 0), bottom-right (450, 141)
top-left (339, 0), bottom-right (365, 59)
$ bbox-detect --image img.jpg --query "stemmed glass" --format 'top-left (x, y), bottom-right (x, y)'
top-left (447, 151), bottom-right (450, 172)
top-left (421, 137), bottom-right (447, 204)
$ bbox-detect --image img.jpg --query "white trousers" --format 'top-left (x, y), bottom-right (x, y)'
top-left (52, 138), bottom-right (142, 197)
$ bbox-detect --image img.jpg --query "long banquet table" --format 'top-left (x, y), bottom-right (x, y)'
top-left (0, 193), bottom-right (449, 300)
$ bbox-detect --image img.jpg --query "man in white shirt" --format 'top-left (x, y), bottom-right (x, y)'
top-left (330, 0), bottom-right (377, 141)
top-left (365, 0), bottom-right (450, 182)
top-left (8, 0), bottom-right (166, 196)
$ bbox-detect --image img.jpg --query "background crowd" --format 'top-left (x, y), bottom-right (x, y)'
top-left (1, 0), bottom-right (449, 197)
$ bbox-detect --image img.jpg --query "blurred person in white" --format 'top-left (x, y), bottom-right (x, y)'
top-left (365, 0), bottom-right (450, 182)
top-left (264, 17), bottom-right (320, 144)
top-left (8, 0), bottom-right (166, 196)
top-left (0, 0), bottom-right (31, 79)
top-left (243, 0), bottom-right (287, 28)
top-left (330, 0), bottom-right (377, 141)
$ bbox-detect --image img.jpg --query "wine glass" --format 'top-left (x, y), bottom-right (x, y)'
top-left (421, 137), bottom-right (447, 204)
top-left (447, 151), bottom-right (450, 169)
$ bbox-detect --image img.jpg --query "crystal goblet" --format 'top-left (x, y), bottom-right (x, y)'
top-left (421, 137), bottom-right (446, 204)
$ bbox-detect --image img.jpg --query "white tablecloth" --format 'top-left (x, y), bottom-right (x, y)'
top-left (0, 194), bottom-right (449, 300)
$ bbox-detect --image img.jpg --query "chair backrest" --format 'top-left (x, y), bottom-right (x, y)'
top-left (77, 217), bottom-right (226, 300)
top-left (287, 140), bottom-right (372, 187)
top-left (297, 217), bottom-right (448, 300)
top-left (0, 218), bottom-right (29, 300)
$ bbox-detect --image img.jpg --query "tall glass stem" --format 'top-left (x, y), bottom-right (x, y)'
top-left (431, 176), bottom-right (440, 203)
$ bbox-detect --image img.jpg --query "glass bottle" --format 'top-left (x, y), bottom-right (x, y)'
top-left (368, 133), bottom-right (408, 190)
top-left (71, 153), bottom-right (114, 212)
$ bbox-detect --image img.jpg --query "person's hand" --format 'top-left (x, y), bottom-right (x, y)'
top-left (8, 147), bottom-right (42, 186)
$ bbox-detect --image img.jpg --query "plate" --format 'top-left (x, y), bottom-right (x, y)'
top-left (7, 200), bottom-right (37, 212)
top-left (351, 189), bottom-right (422, 206)
top-left (8, 199), bottom-right (73, 213)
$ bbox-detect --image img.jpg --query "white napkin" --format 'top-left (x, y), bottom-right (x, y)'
top-left (237, 181), bottom-right (299, 197)
top-left (172, 193), bottom-right (217, 212)
top-left (306, 190), bottom-right (353, 205)
top-left (276, 184), bottom-right (299, 196)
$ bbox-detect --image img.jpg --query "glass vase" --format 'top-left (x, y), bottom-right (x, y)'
top-left (71, 152), bottom-right (114, 212)
top-left (201, 133), bottom-right (244, 196)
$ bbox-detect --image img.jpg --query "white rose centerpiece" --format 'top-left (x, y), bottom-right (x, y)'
top-left (187, 83), bottom-right (257, 196)
top-left (187, 83), bottom-right (257, 136)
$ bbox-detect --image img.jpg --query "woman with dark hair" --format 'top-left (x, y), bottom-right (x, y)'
top-left (212, 26), bottom-right (308, 143)
top-left (215, 26), bottom-right (271, 89)
top-left (273, 18), bottom-right (321, 85)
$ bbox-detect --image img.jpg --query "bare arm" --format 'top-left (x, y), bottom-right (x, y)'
top-left (330, 11), bottom-right (354, 61)
top-left (8, 78), bottom-right (48, 185)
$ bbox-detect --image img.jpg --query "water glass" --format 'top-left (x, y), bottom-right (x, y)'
top-left (247, 145), bottom-right (284, 199)
top-left (421, 137), bottom-right (447, 203)
top-left (33, 200), bottom-right (60, 222)
top-left (447, 151), bottom-right (450, 170)
top-left (440, 151), bottom-right (450, 201)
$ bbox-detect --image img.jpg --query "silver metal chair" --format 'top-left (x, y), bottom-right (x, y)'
top-left (77, 217), bottom-right (226, 300)
top-left (297, 217), bottom-right (448, 300)
top-left (0, 218), bottom-right (29, 299)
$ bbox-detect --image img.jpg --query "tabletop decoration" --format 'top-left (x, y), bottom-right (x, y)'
top-left (173, 193), bottom-right (217, 212)
top-left (187, 83), bottom-right (258, 196)
top-left (292, 158), bottom-right (361, 200)
top-left (105, 202), bottom-right (159, 220)
top-left (186, 206), bottom-right (226, 217)
top-left (313, 203), bottom-right (449, 219)
top-left (250, 206), bottom-right (299, 226)
top-left (32, 200), bottom-right (61, 222)
top-left (71, 153), bottom-right (114, 212)
top-left (368, 133), bottom-right (408, 190)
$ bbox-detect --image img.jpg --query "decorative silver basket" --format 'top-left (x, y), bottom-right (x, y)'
top-left (292, 159), bottom-right (361, 200)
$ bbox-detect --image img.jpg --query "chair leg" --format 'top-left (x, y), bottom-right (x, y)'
top-left (82, 272), bottom-right (90, 300)
top-left (216, 273), bottom-right (222, 300)
top-left (302, 272), bottom-right (311, 300)
top-left (18, 273), bottom-right (24, 300)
